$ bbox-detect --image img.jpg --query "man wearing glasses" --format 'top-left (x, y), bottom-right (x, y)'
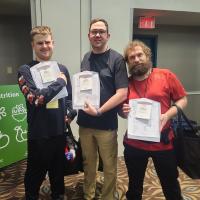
top-left (77, 18), bottom-right (128, 200)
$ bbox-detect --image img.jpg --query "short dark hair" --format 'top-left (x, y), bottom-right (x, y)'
top-left (89, 18), bottom-right (109, 33)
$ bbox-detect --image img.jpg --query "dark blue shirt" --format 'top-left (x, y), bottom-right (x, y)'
top-left (18, 60), bottom-right (76, 139)
top-left (77, 49), bottom-right (128, 130)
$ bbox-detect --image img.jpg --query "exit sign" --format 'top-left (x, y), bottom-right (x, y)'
top-left (138, 16), bottom-right (155, 29)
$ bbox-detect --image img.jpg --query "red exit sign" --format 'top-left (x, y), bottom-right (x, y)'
top-left (138, 16), bottom-right (155, 29)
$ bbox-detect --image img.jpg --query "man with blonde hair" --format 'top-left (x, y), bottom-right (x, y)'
top-left (18, 26), bottom-right (76, 200)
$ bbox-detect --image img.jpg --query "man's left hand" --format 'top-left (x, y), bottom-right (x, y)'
top-left (65, 116), bottom-right (72, 124)
top-left (160, 113), bottom-right (169, 131)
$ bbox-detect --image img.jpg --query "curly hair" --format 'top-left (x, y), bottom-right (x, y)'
top-left (124, 40), bottom-right (152, 63)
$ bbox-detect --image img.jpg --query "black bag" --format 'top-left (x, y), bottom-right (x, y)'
top-left (172, 104), bottom-right (200, 179)
top-left (64, 125), bottom-right (103, 175)
top-left (64, 125), bottom-right (83, 175)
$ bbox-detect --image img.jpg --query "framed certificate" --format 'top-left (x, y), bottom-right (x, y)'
top-left (128, 98), bottom-right (161, 142)
top-left (72, 71), bottom-right (100, 109)
top-left (30, 61), bottom-right (68, 102)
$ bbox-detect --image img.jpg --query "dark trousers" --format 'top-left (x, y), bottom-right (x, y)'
top-left (124, 145), bottom-right (183, 200)
top-left (24, 135), bottom-right (65, 200)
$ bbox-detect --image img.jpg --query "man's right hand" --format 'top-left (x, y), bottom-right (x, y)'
top-left (58, 72), bottom-right (67, 83)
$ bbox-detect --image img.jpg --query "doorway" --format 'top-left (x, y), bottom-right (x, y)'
top-left (133, 34), bottom-right (157, 67)
top-left (0, 0), bottom-right (32, 85)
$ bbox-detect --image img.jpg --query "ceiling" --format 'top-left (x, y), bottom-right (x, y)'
top-left (0, 0), bottom-right (30, 16)
top-left (0, 1), bottom-right (200, 26)
top-left (134, 8), bottom-right (200, 27)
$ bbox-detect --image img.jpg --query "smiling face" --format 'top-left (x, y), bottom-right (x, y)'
top-left (31, 34), bottom-right (54, 62)
top-left (88, 21), bottom-right (110, 53)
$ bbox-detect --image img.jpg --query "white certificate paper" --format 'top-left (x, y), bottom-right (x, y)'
top-left (79, 77), bottom-right (93, 91)
top-left (40, 67), bottom-right (55, 83)
top-left (30, 61), bottom-right (68, 102)
top-left (72, 71), bottom-right (100, 109)
top-left (128, 98), bottom-right (161, 142)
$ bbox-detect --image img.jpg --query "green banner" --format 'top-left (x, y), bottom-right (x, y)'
top-left (0, 85), bottom-right (27, 169)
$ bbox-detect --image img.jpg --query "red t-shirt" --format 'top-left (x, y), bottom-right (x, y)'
top-left (124, 68), bottom-right (186, 151)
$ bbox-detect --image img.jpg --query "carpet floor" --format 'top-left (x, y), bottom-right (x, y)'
top-left (0, 157), bottom-right (200, 200)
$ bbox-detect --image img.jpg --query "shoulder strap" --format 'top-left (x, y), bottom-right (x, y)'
top-left (173, 104), bottom-right (197, 132)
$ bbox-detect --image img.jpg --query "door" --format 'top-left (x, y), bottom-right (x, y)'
top-left (133, 34), bottom-right (157, 67)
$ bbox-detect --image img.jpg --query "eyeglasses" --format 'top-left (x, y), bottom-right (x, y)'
top-left (89, 29), bottom-right (107, 36)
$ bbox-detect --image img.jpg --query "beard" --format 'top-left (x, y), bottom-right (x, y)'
top-left (128, 61), bottom-right (152, 77)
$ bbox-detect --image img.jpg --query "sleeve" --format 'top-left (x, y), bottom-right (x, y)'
top-left (17, 64), bottom-right (66, 107)
top-left (60, 65), bottom-right (77, 120)
top-left (80, 52), bottom-right (90, 72)
top-left (168, 70), bottom-right (187, 101)
top-left (114, 56), bottom-right (129, 90)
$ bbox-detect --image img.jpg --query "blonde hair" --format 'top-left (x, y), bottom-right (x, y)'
top-left (30, 26), bottom-right (52, 41)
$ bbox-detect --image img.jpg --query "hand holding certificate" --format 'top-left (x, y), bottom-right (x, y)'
top-left (30, 61), bottom-right (68, 102)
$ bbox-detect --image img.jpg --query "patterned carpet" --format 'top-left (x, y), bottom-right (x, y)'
top-left (0, 157), bottom-right (200, 200)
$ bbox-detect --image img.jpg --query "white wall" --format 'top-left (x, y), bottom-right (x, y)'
top-left (34, 0), bottom-right (81, 76)
top-left (157, 27), bottom-right (200, 91)
top-left (91, 0), bottom-right (131, 54)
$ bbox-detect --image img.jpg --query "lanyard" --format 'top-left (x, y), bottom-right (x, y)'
top-left (132, 74), bottom-right (151, 98)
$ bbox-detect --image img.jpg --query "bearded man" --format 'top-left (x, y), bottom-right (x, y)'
top-left (120, 40), bottom-right (187, 200)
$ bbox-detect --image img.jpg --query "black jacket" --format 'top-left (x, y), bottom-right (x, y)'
top-left (17, 60), bottom-right (77, 140)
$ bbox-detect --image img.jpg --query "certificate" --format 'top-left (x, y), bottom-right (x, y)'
top-left (128, 98), bottom-right (161, 142)
top-left (79, 77), bottom-right (93, 91)
top-left (72, 71), bottom-right (100, 109)
top-left (135, 102), bottom-right (152, 120)
top-left (30, 61), bottom-right (68, 102)
top-left (40, 67), bottom-right (55, 83)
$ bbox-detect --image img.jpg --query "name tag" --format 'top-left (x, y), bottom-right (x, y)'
top-left (46, 100), bottom-right (59, 109)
